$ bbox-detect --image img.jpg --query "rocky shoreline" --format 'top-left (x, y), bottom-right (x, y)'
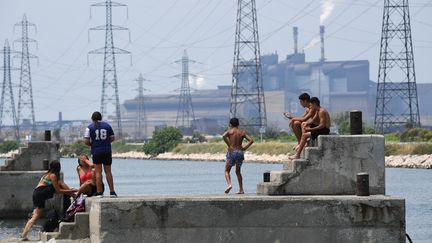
top-left (111, 151), bottom-right (432, 169)
top-left (1, 150), bottom-right (431, 169)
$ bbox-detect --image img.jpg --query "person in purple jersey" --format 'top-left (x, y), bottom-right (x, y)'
top-left (84, 111), bottom-right (117, 198)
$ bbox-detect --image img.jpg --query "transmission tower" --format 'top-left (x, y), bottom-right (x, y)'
top-left (14, 14), bottom-right (38, 139)
top-left (134, 73), bottom-right (148, 140)
top-left (88, 0), bottom-right (131, 138)
top-left (175, 50), bottom-right (195, 131)
top-left (230, 0), bottom-right (267, 133)
top-left (0, 40), bottom-right (19, 141)
top-left (374, 0), bottom-right (420, 133)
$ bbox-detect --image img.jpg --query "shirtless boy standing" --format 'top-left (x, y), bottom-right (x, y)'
top-left (222, 118), bottom-right (254, 194)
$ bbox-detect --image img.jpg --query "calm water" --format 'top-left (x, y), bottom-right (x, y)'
top-left (1, 158), bottom-right (431, 242)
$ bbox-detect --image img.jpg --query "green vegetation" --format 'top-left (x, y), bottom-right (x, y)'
top-left (143, 126), bottom-right (183, 156)
top-left (60, 140), bottom-right (90, 157)
top-left (173, 142), bottom-right (226, 154)
top-left (332, 111), bottom-right (376, 135)
top-left (385, 143), bottom-right (432, 156)
top-left (172, 141), bottom-right (294, 155)
top-left (399, 128), bottom-right (432, 142)
top-left (111, 141), bottom-right (141, 153)
top-left (0, 140), bottom-right (20, 153)
top-left (55, 127), bottom-right (432, 157)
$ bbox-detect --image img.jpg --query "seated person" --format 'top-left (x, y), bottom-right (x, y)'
top-left (283, 93), bottom-right (317, 145)
top-left (76, 154), bottom-right (99, 196)
top-left (21, 160), bottom-right (77, 240)
top-left (289, 97), bottom-right (331, 160)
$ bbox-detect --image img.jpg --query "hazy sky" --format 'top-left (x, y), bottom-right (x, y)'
top-left (0, 0), bottom-right (431, 122)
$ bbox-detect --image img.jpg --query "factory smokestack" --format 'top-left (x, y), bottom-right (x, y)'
top-left (293, 26), bottom-right (298, 54)
top-left (320, 25), bottom-right (325, 62)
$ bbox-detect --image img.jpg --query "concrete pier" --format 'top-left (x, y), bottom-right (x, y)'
top-left (86, 195), bottom-right (405, 243)
top-left (0, 141), bottom-right (62, 218)
top-left (258, 135), bottom-right (385, 195)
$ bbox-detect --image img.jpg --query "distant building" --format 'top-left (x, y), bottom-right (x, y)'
top-left (121, 52), bottom-right (430, 137)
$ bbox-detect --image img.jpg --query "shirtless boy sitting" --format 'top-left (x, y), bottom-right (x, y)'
top-left (283, 93), bottom-right (317, 150)
top-left (222, 118), bottom-right (254, 194)
top-left (289, 97), bottom-right (331, 160)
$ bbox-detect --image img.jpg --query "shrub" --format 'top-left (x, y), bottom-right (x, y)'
top-left (143, 127), bottom-right (183, 156)
top-left (111, 141), bottom-right (141, 153)
top-left (60, 140), bottom-right (90, 157)
top-left (0, 140), bottom-right (20, 153)
top-left (400, 128), bottom-right (432, 142)
top-left (411, 144), bottom-right (432, 155)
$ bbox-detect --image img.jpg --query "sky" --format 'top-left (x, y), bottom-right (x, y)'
top-left (0, 0), bottom-right (431, 123)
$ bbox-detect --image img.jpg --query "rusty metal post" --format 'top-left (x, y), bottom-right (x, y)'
top-left (350, 111), bottom-right (362, 135)
top-left (44, 130), bottom-right (51, 141)
top-left (356, 172), bottom-right (370, 196)
top-left (263, 171), bottom-right (270, 182)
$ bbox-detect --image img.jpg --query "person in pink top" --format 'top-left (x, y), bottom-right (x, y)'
top-left (76, 154), bottom-right (99, 196)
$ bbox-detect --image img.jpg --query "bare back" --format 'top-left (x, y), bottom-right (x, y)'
top-left (223, 127), bottom-right (253, 152)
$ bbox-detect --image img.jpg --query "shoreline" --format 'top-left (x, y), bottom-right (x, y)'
top-left (110, 151), bottom-right (432, 169)
top-left (1, 151), bottom-right (432, 169)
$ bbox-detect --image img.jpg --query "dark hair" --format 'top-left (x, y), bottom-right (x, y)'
top-left (91, 111), bottom-right (102, 122)
top-left (298, 93), bottom-right (310, 101)
top-left (310, 97), bottom-right (320, 106)
top-left (77, 154), bottom-right (89, 166)
top-left (230, 118), bottom-right (239, 127)
top-left (48, 160), bottom-right (61, 179)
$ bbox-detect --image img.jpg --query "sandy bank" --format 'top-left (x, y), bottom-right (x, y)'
top-left (111, 151), bottom-right (432, 169)
top-left (1, 150), bottom-right (431, 169)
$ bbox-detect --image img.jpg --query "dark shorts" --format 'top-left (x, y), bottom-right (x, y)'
top-left (311, 128), bottom-right (330, 140)
top-left (92, 153), bottom-right (112, 165)
top-left (226, 150), bottom-right (244, 167)
top-left (33, 185), bottom-right (55, 208)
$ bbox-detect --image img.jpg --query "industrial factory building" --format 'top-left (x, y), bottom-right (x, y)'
top-left (121, 26), bottom-right (430, 137)
top-left (122, 56), bottom-right (375, 136)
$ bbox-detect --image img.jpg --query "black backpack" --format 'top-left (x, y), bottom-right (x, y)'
top-left (43, 209), bottom-right (59, 232)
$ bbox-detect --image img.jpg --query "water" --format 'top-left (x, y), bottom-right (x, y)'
top-left (1, 158), bottom-right (431, 242)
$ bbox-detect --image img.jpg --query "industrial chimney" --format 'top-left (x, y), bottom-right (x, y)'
top-left (293, 26), bottom-right (298, 54)
top-left (320, 25), bottom-right (325, 62)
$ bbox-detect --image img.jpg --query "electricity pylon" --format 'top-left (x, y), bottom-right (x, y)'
top-left (14, 14), bottom-right (38, 139)
top-left (175, 50), bottom-right (195, 131)
top-left (230, 0), bottom-right (267, 133)
top-left (134, 73), bottom-right (148, 140)
top-left (0, 40), bottom-right (19, 141)
top-left (88, 0), bottom-right (131, 138)
top-left (374, 0), bottom-right (420, 133)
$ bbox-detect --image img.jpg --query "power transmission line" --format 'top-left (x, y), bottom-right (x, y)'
top-left (230, 0), bottom-right (267, 133)
top-left (0, 40), bottom-right (19, 141)
top-left (175, 50), bottom-right (196, 134)
top-left (14, 14), bottom-right (38, 140)
top-left (374, 0), bottom-right (421, 133)
top-left (88, 0), bottom-right (132, 138)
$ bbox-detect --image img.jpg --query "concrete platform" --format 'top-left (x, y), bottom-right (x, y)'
top-left (88, 194), bottom-right (405, 243)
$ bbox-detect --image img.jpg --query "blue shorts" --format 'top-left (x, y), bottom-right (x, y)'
top-left (226, 150), bottom-right (244, 167)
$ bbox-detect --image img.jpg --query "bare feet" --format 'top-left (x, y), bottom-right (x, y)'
top-left (225, 185), bottom-right (232, 194)
top-left (236, 191), bottom-right (244, 194)
top-left (288, 155), bottom-right (300, 160)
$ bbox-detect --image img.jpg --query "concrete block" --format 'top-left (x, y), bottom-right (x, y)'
top-left (0, 171), bottom-right (63, 218)
top-left (270, 170), bottom-right (296, 184)
top-left (260, 135), bottom-right (386, 195)
top-left (89, 195), bottom-right (405, 243)
top-left (0, 141), bottom-right (60, 171)
top-left (40, 232), bottom-right (61, 242)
